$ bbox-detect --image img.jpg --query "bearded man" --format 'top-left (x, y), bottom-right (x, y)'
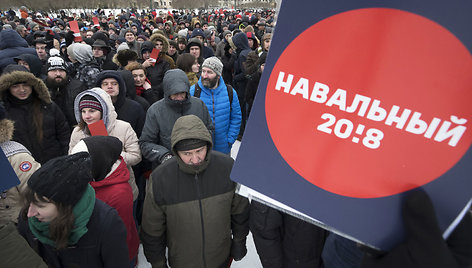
top-left (44, 56), bottom-right (86, 129)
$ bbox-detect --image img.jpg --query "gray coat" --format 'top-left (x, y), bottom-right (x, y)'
top-left (139, 69), bottom-right (214, 166)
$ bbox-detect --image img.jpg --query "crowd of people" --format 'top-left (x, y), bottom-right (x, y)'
top-left (0, 6), bottom-right (471, 268)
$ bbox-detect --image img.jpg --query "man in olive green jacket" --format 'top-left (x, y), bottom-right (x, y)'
top-left (141, 115), bottom-right (249, 268)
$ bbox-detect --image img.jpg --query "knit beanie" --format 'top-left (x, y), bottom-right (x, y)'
top-left (27, 152), bottom-right (92, 205)
top-left (47, 56), bottom-right (67, 72)
top-left (202, 56), bottom-right (223, 77)
top-left (174, 138), bottom-right (208, 151)
top-left (79, 95), bottom-right (103, 112)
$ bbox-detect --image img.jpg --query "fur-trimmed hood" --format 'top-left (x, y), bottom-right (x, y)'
top-left (0, 71), bottom-right (51, 104)
top-left (149, 33), bottom-right (169, 54)
top-left (0, 119), bottom-right (14, 144)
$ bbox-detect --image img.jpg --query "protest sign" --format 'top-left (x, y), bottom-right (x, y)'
top-left (89, 120), bottom-right (108, 136)
top-left (68, 20), bottom-right (82, 42)
top-left (231, 0), bottom-right (472, 250)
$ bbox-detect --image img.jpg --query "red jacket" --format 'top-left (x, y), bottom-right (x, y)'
top-left (90, 157), bottom-right (139, 261)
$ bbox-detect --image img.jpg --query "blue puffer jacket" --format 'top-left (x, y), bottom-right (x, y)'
top-left (0, 29), bottom-right (36, 73)
top-left (190, 76), bottom-right (241, 154)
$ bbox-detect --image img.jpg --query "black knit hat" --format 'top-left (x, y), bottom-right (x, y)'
top-left (174, 138), bottom-right (208, 151)
top-left (27, 152), bottom-right (92, 205)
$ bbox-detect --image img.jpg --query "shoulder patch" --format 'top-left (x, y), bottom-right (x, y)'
top-left (19, 161), bottom-right (32, 172)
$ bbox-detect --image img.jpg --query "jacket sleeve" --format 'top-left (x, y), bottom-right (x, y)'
top-left (68, 127), bottom-right (86, 154)
top-left (100, 204), bottom-right (130, 268)
top-left (121, 123), bottom-right (142, 166)
top-left (52, 103), bottom-right (72, 155)
top-left (227, 88), bottom-right (242, 145)
top-left (200, 100), bottom-right (215, 140)
top-left (231, 183), bottom-right (250, 241)
top-left (139, 107), bottom-right (170, 164)
top-left (141, 179), bottom-right (168, 268)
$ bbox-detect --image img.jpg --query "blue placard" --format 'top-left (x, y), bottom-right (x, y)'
top-left (0, 149), bottom-right (20, 192)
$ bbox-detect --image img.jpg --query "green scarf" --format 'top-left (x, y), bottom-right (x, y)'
top-left (28, 185), bottom-right (96, 247)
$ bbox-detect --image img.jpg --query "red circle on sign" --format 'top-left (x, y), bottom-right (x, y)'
top-left (266, 8), bottom-right (472, 198)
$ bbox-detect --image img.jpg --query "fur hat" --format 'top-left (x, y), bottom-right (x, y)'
top-left (27, 152), bottom-right (92, 205)
top-left (202, 57), bottom-right (223, 77)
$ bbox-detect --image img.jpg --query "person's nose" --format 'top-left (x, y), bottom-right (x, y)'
top-left (27, 204), bottom-right (38, 217)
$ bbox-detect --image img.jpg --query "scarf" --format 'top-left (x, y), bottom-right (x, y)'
top-left (28, 185), bottom-right (96, 247)
top-left (135, 78), bottom-right (151, 96)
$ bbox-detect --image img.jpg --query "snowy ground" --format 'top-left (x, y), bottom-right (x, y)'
top-left (137, 141), bottom-right (263, 268)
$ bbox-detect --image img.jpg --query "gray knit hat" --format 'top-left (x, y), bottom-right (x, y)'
top-left (202, 56), bottom-right (223, 77)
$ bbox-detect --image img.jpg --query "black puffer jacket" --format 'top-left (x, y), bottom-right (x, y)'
top-left (0, 71), bottom-right (71, 164)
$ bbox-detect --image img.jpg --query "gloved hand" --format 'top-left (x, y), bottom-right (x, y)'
top-left (230, 238), bottom-right (247, 261)
top-left (361, 190), bottom-right (472, 268)
top-left (159, 153), bottom-right (173, 164)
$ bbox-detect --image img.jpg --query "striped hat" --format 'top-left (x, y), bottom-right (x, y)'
top-left (79, 95), bottom-right (102, 112)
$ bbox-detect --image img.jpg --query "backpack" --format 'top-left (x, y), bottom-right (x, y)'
top-left (194, 83), bottom-right (234, 113)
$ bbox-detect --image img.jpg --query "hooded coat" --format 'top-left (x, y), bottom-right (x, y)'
top-left (69, 88), bottom-right (141, 200)
top-left (0, 29), bottom-right (36, 73)
top-left (68, 43), bottom-right (102, 89)
top-left (139, 69), bottom-right (214, 167)
top-left (71, 136), bottom-right (139, 262)
top-left (142, 38), bottom-right (171, 102)
top-left (14, 54), bottom-right (44, 78)
top-left (95, 71), bottom-right (145, 137)
top-left (141, 115), bottom-right (249, 268)
top-left (190, 76), bottom-right (242, 154)
top-left (0, 71), bottom-right (71, 164)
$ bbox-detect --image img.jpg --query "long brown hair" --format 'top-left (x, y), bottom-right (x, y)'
top-left (22, 187), bottom-right (75, 250)
top-left (31, 92), bottom-right (44, 143)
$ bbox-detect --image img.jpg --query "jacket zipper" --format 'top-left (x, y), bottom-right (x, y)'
top-left (195, 173), bottom-right (207, 268)
top-left (211, 91), bottom-right (216, 123)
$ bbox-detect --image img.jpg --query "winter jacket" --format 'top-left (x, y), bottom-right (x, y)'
top-left (190, 76), bottom-right (241, 154)
top-left (69, 88), bottom-right (141, 200)
top-left (46, 76), bottom-right (87, 130)
top-left (232, 32), bottom-right (251, 94)
top-left (70, 43), bottom-right (102, 88)
top-left (141, 115), bottom-right (249, 268)
top-left (0, 29), bottom-right (36, 73)
top-left (90, 157), bottom-right (139, 261)
top-left (1, 222), bottom-right (47, 268)
top-left (95, 71), bottom-right (145, 137)
top-left (0, 119), bottom-right (41, 226)
top-left (139, 69), bottom-right (214, 167)
top-left (250, 201), bottom-right (328, 268)
top-left (0, 71), bottom-right (71, 164)
top-left (17, 199), bottom-right (129, 268)
top-left (143, 37), bottom-right (172, 102)
top-left (150, 33), bottom-right (176, 69)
